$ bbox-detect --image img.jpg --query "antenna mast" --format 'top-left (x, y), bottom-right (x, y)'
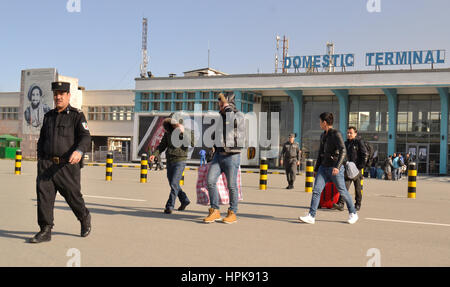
top-left (140, 17), bottom-right (149, 78)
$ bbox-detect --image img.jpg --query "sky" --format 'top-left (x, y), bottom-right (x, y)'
top-left (0, 0), bottom-right (449, 92)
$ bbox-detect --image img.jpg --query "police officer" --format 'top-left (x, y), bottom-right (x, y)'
top-left (280, 133), bottom-right (301, 189)
top-left (29, 81), bottom-right (91, 243)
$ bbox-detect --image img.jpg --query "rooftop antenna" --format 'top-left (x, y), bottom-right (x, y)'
top-left (140, 17), bottom-right (149, 78)
top-left (282, 35), bottom-right (289, 73)
top-left (326, 42), bottom-right (335, 72)
top-left (275, 35), bottom-right (280, 73)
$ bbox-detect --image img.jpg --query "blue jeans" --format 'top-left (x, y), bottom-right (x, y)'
top-left (165, 161), bottom-right (189, 209)
top-left (207, 152), bottom-right (240, 213)
top-left (392, 168), bottom-right (399, 180)
top-left (200, 156), bottom-right (206, 166)
top-left (309, 165), bottom-right (356, 217)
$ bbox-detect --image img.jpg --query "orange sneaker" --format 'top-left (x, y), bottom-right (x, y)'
top-left (203, 208), bottom-right (221, 223)
top-left (222, 210), bottom-right (237, 224)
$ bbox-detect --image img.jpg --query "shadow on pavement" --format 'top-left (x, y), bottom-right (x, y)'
top-left (35, 199), bottom-right (309, 224)
top-left (0, 229), bottom-right (79, 243)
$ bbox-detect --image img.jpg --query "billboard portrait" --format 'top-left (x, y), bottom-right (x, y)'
top-left (21, 68), bottom-right (56, 135)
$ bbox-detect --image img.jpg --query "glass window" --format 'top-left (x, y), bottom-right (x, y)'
top-left (397, 94), bottom-right (441, 174)
top-left (153, 102), bottom-right (160, 111)
top-left (141, 93), bottom-right (150, 100)
top-left (141, 102), bottom-right (149, 112)
top-left (187, 92), bottom-right (195, 100)
top-left (261, 96), bottom-right (294, 167)
top-left (175, 102), bottom-right (183, 111)
top-left (164, 92), bottom-right (172, 100)
top-left (176, 92), bottom-right (184, 100)
top-left (153, 93), bottom-right (160, 100)
top-left (164, 102), bottom-right (171, 111)
top-left (202, 101), bottom-right (209, 111)
top-left (202, 92), bottom-right (210, 99)
top-left (302, 96), bottom-right (340, 161)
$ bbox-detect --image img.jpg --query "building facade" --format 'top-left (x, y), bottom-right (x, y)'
top-left (134, 68), bottom-right (450, 175)
top-left (1, 67), bottom-right (449, 175)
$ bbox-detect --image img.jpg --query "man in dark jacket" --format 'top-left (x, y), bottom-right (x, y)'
top-left (150, 115), bottom-right (194, 214)
top-left (334, 126), bottom-right (368, 211)
top-left (299, 112), bottom-right (358, 224)
top-left (203, 93), bottom-right (244, 224)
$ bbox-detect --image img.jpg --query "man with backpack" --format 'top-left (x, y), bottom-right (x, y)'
top-left (333, 127), bottom-right (368, 212)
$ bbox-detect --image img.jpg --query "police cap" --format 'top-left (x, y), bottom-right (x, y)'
top-left (51, 81), bottom-right (70, 93)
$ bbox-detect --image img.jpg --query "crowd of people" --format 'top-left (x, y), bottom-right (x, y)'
top-left (368, 152), bottom-right (411, 181)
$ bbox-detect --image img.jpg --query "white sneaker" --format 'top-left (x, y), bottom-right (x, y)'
top-left (347, 213), bottom-right (359, 224)
top-left (299, 213), bottom-right (315, 224)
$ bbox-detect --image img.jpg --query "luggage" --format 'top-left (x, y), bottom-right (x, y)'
top-left (376, 168), bottom-right (384, 179)
top-left (196, 163), bottom-right (243, 206)
top-left (319, 182), bottom-right (340, 209)
top-left (370, 167), bottom-right (377, 178)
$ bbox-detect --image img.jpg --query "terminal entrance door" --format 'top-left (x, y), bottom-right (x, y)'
top-left (406, 144), bottom-right (429, 174)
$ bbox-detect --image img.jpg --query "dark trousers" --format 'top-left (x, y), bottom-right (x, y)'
top-left (165, 161), bottom-right (189, 209)
top-left (36, 160), bottom-right (90, 228)
top-left (285, 160), bottom-right (297, 186)
top-left (338, 170), bottom-right (363, 207)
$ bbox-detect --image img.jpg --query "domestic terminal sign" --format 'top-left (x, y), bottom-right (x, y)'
top-left (284, 49), bottom-right (446, 70)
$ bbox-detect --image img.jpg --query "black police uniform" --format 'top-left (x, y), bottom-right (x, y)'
top-left (31, 82), bottom-right (91, 243)
top-left (280, 136), bottom-right (301, 188)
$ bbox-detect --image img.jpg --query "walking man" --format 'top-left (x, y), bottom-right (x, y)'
top-left (299, 112), bottom-right (358, 224)
top-left (333, 126), bottom-right (368, 211)
top-left (149, 115), bottom-right (194, 214)
top-left (30, 81), bottom-right (91, 243)
top-left (280, 133), bottom-right (301, 189)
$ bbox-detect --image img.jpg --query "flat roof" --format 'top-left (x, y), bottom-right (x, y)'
top-left (136, 68), bottom-right (450, 81)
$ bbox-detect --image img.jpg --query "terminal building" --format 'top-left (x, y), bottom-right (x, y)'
top-left (1, 66), bottom-right (449, 175)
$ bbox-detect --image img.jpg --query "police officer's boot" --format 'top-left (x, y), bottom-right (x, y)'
top-left (80, 213), bottom-right (91, 237)
top-left (29, 225), bottom-right (52, 243)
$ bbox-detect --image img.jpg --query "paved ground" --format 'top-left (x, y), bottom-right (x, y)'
top-left (0, 159), bottom-right (449, 267)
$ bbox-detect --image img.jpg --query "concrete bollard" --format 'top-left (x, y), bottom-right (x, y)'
top-left (305, 159), bottom-right (314, 193)
top-left (259, 158), bottom-right (268, 190)
top-left (408, 163), bottom-right (417, 199)
top-left (106, 152), bottom-right (113, 181)
top-left (15, 150), bottom-right (22, 175)
top-left (140, 153), bottom-right (148, 183)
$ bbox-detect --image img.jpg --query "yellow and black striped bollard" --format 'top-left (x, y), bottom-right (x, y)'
top-left (360, 168), bottom-right (364, 195)
top-left (15, 150), bottom-right (22, 175)
top-left (180, 169), bottom-right (185, 186)
top-left (106, 152), bottom-right (113, 181)
top-left (140, 153), bottom-right (148, 183)
top-left (259, 158), bottom-right (268, 190)
top-left (305, 159), bottom-right (313, 193)
top-left (408, 163), bottom-right (417, 199)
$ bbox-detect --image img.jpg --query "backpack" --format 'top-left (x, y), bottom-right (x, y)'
top-left (364, 141), bottom-right (374, 168)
